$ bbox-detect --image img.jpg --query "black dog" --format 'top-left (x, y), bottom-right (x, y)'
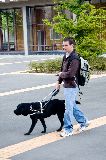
top-left (14, 99), bottom-right (80, 135)
top-left (14, 99), bottom-right (65, 135)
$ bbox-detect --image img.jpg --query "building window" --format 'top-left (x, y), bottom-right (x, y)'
top-left (0, 8), bottom-right (23, 51)
top-left (50, 29), bottom-right (61, 40)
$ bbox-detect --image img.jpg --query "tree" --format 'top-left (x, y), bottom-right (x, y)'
top-left (44, 0), bottom-right (106, 58)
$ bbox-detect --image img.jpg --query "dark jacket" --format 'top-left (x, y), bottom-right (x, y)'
top-left (58, 51), bottom-right (80, 88)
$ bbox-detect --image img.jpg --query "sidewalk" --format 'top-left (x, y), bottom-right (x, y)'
top-left (91, 73), bottom-right (106, 79)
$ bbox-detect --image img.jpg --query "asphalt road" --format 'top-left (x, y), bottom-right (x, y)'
top-left (0, 55), bottom-right (106, 160)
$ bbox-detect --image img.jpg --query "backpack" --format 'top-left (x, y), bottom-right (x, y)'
top-left (78, 57), bottom-right (90, 86)
top-left (67, 55), bottom-right (90, 86)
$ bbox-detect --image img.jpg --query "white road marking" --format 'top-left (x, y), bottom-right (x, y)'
top-left (0, 71), bottom-right (26, 76)
top-left (0, 57), bottom-right (6, 60)
top-left (0, 70), bottom-right (55, 76)
top-left (23, 60), bottom-right (31, 63)
top-left (0, 57), bottom-right (12, 60)
top-left (0, 61), bottom-right (30, 65)
top-left (14, 62), bottom-right (22, 64)
top-left (0, 63), bottom-right (13, 66)
top-left (40, 58), bottom-right (47, 61)
top-left (0, 74), bottom-right (106, 97)
top-left (32, 60), bottom-right (39, 62)
top-left (90, 74), bottom-right (106, 79)
top-left (0, 57), bottom-right (56, 66)
top-left (0, 83), bottom-right (55, 97)
top-left (0, 116), bottom-right (105, 159)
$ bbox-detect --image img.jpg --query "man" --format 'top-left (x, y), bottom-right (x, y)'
top-left (55, 37), bottom-right (89, 137)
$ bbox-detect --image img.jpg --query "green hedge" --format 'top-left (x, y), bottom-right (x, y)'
top-left (29, 58), bottom-right (62, 73)
top-left (88, 57), bottom-right (106, 72)
top-left (29, 57), bottom-right (106, 73)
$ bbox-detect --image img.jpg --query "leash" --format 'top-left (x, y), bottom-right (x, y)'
top-left (41, 89), bottom-right (59, 102)
top-left (41, 89), bottom-right (59, 110)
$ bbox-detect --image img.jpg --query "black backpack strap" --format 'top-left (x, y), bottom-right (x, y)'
top-left (67, 53), bottom-right (80, 70)
top-left (67, 53), bottom-right (81, 86)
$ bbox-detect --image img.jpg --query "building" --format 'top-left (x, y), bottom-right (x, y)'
top-left (0, 0), bottom-right (64, 55)
top-left (0, 0), bottom-right (106, 55)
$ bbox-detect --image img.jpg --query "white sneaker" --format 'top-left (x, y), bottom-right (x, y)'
top-left (60, 131), bottom-right (73, 137)
top-left (79, 126), bottom-right (86, 132)
top-left (79, 121), bottom-right (90, 132)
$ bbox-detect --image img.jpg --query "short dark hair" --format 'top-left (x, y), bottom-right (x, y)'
top-left (63, 37), bottom-right (76, 45)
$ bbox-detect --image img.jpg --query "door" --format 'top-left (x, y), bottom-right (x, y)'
top-left (37, 30), bottom-right (45, 51)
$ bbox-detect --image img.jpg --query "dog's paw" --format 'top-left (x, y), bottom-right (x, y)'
top-left (57, 128), bottom-right (62, 132)
top-left (24, 132), bottom-right (30, 135)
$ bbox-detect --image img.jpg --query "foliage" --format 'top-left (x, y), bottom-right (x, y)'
top-left (0, 10), bottom-right (14, 33)
top-left (29, 57), bottom-right (106, 73)
top-left (88, 57), bottom-right (106, 71)
top-left (44, 0), bottom-right (106, 58)
top-left (29, 58), bottom-right (62, 73)
top-left (0, 9), bottom-right (23, 33)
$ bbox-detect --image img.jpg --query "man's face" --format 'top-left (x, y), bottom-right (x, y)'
top-left (62, 41), bottom-right (73, 53)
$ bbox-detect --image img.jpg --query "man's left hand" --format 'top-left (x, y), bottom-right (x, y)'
top-left (58, 72), bottom-right (62, 76)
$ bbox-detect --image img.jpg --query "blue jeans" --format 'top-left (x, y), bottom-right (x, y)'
top-left (63, 87), bottom-right (87, 133)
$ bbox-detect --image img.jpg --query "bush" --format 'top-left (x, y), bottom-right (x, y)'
top-left (29, 57), bottom-right (106, 74)
top-left (88, 57), bottom-right (106, 71)
top-left (29, 58), bottom-right (62, 73)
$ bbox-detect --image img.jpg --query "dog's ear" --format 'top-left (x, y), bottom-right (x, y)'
top-left (21, 104), bottom-right (30, 116)
top-left (17, 103), bottom-right (22, 109)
